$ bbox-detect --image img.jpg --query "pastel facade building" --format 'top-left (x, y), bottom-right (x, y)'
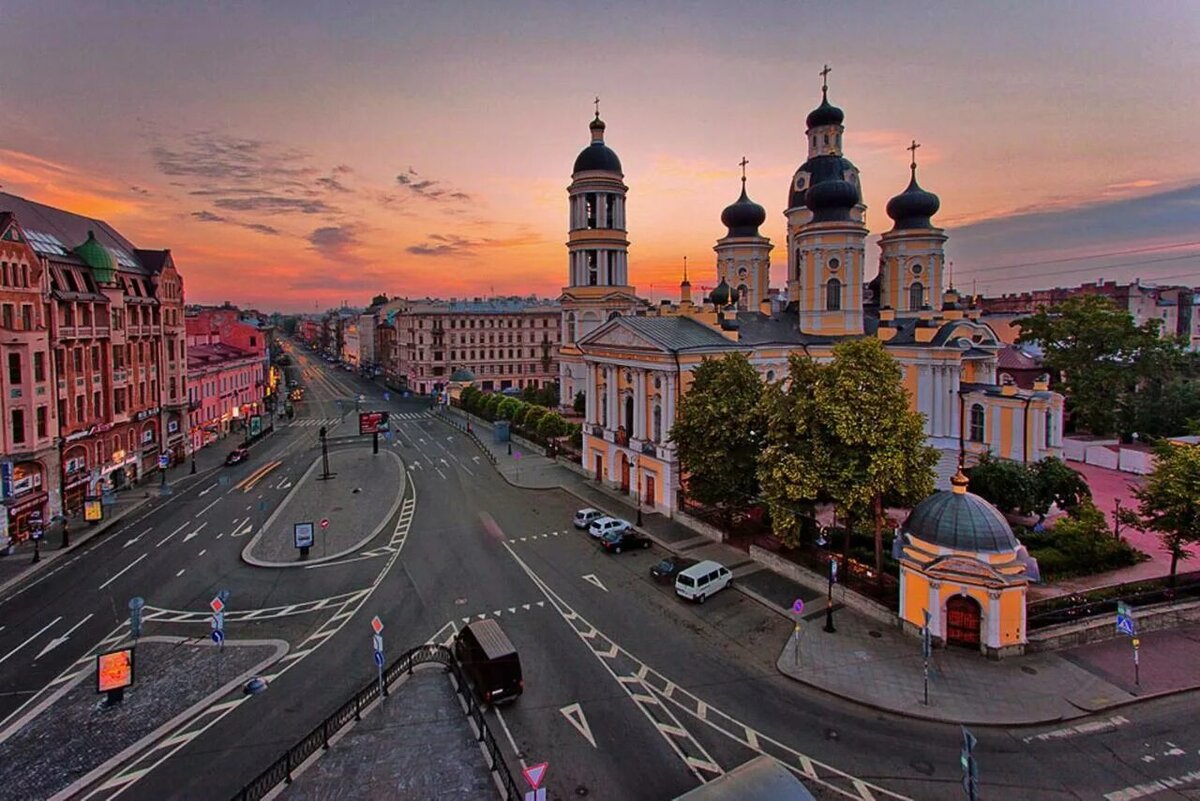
top-left (185, 308), bottom-right (266, 452)
top-left (566, 81), bottom-right (1065, 515)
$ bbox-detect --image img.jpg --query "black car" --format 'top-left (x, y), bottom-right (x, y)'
top-left (650, 556), bottom-right (698, 583)
top-left (600, 529), bottom-right (651, 554)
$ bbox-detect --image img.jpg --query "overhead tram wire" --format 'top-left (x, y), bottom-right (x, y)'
top-left (952, 239), bottom-right (1200, 277)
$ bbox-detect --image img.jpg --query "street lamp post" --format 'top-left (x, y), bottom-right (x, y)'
top-left (634, 455), bottom-right (643, 527)
top-left (823, 556), bottom-right (838, 633)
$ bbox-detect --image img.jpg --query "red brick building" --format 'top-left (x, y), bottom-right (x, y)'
top-left (0, 193), bottom-right (187, 537)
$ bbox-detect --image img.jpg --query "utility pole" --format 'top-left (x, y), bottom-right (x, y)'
top-left (823, 557), bottom-right (838, 633)
top-left (318, 426), bottom-right (335, 480)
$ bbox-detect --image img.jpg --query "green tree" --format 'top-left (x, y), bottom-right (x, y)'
top-left (522, 406), bottom-right (548, 431)
top-left (537, 412), bottom-right (569, 439)
top-left (818, 339), bottom-right (937, 576)
top-left (482, 393), bottom-right (504, 420)
top-left (497, 398), bottom-right (523, 421)
top-left (671, 353), bottom-right (764, 512)
top-left (1016, 295), bottom-right (1180, 437)
top-left (967, 453), bottom-right (1034, 515)
top-left (1029, 456), bottom-right (1091, 516)
top-left (460, 386), bottom-right (481, 412)
top-left (1128, 443), bottom-right (1200, 585)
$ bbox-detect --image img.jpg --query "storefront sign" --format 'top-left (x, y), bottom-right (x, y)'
top-left (167, 420), bottom-right (179, 434)
top-left (134, 407), bottom-right (161, 422)
top-left (8, 492), bottom-right (46, 515)
top-left (0, 462), bottom-right (11, 500)
top-left (97, 648), bottom-right (134, 693)
top-left (84, 499), bottom-right (103, 521)
top-left (249, 415), bottom-right (262, 438)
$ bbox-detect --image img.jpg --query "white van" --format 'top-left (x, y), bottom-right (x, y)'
top-left (674, 560), bottom-right (732, 604)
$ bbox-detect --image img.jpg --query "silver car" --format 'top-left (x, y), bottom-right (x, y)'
top-left (574, 508), bottom-right (604, 530)
top-left (588, 516), bottom-right (631, 539)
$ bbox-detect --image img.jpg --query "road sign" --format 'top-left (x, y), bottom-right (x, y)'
top-left (212, 629), bottom-right (224, 645)
top-left (294, 522), bottom-right (315, 549)
top-left (524, 791), bottom-right (547, 801)
top-left (371, 615), bottom-right (384, 634)
top-left (791, 599), bottom-right (805, 615)
top-left (522, 762), bottom-right (548, 790)
top-left (383, 392), bottom-right (390, 402)
top-left (320, 518), bottom-right (330, 529)
top-left (210, 596), bottom-right (225, 614)
top-left (158, 454), bottom-right (169, 469)
top-left (211, 612), bottom-right (225, 631)
top-left (373, 650), bottom-right (384, 667)
top-left (830, 558), bottom-right (838, 583)
top-left (1116, 616), bottom-right (1135, 636)
top-left (373, 634), bottom-right (384, 652)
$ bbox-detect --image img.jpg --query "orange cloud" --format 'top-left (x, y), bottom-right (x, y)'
top-left (0, 149), bottom-right (140, 220)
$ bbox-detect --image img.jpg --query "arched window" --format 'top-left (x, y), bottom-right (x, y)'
top-left (909, 282), bottom-right (924, 310)
top-left (653, 405), bottom-right (662, 442)
top-left (737, 284), bottom-right (748, 308)
top-left (766, 370), bottom-right (776, 382)
top-left (601, 394), bottom-right (608, 427)
top-left (1045, 409), bottom-right (1054, 447)
top-left (624, 396), bottom-right (634, 436)
top-left (566, 313), bottom-right (576, 345)
top-left (608, 310), bottom-right (621, 321)
top-left (825, 278), bottom-right (842, 311)
top-left (969, 404), bottom-right (985, 443)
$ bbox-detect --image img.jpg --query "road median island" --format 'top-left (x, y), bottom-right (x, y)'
top-left (0, 636), bottom-right (285, 800)
top-left (242, 445), bottom-right (405, 567)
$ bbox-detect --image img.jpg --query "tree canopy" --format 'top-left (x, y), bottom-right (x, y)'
top-left (671, 353), bottom-right (764, 511)
top-left (1129, 443), bottom-right (1200, 584)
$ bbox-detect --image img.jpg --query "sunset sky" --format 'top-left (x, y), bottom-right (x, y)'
top-left (3, 1), bottom-right (1198, 312)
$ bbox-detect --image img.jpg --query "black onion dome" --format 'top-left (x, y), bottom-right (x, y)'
top-left (886, 173), bottom-right (941, 230)
top-left (720, 185), bottom-right (766, 237)
top-left (806, 93), bottom-right (845, 129)
top-left (709, 277), bottom-right (735, 307)
top-left (903, 480), bottom-right (1018, 553)
top-left (573, 142), bottom-right (623, 174)
top-left (805, 177), bottom-right (859, 223)
top-left (788, 154), bottom-right (858, 209)
top-left (589, 115), bottom-right (606, 133)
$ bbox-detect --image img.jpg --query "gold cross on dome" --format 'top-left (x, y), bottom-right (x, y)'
top-left (820, 64), bottom-right (832, 93)
top-left (594, 96), bottom-right (600, 118)
top-left (908, 139), bottom-right (921, 169)
top-left (739, 156), bottom-right (749, 183)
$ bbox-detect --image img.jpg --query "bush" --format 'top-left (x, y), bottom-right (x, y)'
top-left (498, 397), bottom-right (523, 421)
top-left (522, 406), bottom-right (547, 430)
top-left (482, 393), bottom-right (504, 421)
top-left (1023, 500), bottom-right (1145, 580)
top-left (537, 412), bottom-right (568, 439)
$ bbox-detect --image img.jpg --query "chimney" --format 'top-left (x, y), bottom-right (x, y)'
top-left (759, 297), bottom-right (772, 316)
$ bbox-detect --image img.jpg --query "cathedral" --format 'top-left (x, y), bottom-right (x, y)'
top-left (559, 78), bottom-right (1065, 516)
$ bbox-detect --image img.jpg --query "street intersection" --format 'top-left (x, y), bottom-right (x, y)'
top-left (0, 346), bottom-right (1198, 800)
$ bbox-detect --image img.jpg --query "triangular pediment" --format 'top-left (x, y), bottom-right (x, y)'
top-left (578, 318), bottom-right (667, 352)
top-left (559, 288), bottom-right (642, 304)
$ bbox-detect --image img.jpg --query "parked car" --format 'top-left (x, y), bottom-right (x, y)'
top-left (600, 529), bottom-right (651, 554)
top-left (588, 516), bottom-right (630, 540)
top-left (675, 560), bottom-right (733, 604)
top-left (225, 447), bottom-right (250, 466)
top-left (650, 556), bottom-right (698, 584)
top-left (573, 508), bottom-right (604, 530)
top-left (454, 619), bottom-right (523, 705)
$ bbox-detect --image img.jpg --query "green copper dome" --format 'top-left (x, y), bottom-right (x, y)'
top-left (74, 230), bottom-right (117, 285)
top-left (449, 368), bottom-right (476, 382)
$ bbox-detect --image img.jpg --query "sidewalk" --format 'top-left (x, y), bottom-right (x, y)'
top-left (0, 431), bottom-right (270, 596)
top-left (434, 406), bottom-right (1200, 726)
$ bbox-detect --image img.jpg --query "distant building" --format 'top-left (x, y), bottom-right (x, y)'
top-left (980, 279), bottom-right (1199, 350)
top-left (0, 192), bottom-right (187, 540)
top-left (185, 308), bottom-right (266, 453)
top-left (382, 298), bottom-right (561, 396)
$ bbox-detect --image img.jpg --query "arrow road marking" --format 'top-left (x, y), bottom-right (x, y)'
top-left (560, 703), bottom-right (597, 748)
top-left (472, 456), bottom-right (481, 464)
top-left (98, 554), bottom-right (147, 590)
top-left (183, 522), bottom-right (208, 542)
top-left (123, 528), bottom-right (151, 548)
top-left (582, 574), bottom-right (609, 592)
top-left (0, 617), bottom-right (62, 666)
top-left (35, 614), bottom-right (94, 660)
top-left (198, 483), bottom-right (218, 497)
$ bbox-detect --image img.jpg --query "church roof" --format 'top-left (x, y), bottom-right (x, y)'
top-left (618, 315), bottom-right (739, 351)
top-left (904, 487), bottom-right (1018, 553)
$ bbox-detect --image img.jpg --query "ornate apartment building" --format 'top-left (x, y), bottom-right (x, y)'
top-left (0, 193), bottom-right (187, 540)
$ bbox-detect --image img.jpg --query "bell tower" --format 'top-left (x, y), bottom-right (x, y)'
top-left (714, 158), bottom-right (773, 311)
top-left (879, 140), bottom-right (947, 316)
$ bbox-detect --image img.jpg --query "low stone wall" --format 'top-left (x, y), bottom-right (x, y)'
top-left (673, 511), bottom-right (727, 543)
top-left (749, 545), bottom-right (897, 627)
top-left (1027, 598), bottom-right (1200, 652)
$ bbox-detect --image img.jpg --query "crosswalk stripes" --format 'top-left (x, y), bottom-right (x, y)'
top-left (287, 412), bottom-right (428, 428)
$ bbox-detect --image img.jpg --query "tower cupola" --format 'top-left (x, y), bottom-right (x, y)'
top-left (887, 142), bottom-right (941, 231)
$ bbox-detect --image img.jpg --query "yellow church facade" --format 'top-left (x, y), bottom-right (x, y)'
top-left (562, 83), bottom-right (1064, 517)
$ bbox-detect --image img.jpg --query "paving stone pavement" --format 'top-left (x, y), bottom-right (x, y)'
top-left (0, 638), bottom-right (279, 800)
top-left (282, 668), bottom-right (495, 801)
top-left (243, 446), bottom-right (403, 565)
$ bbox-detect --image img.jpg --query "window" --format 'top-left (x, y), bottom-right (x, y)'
top-left (1045, 409), bottom-right (1054, 447)
top-left (969, 404), bottom-right (985, 443)
top-left (72, 348), bottom-right (83, 372)
top-left (653, 405), bottom-right (662, 442)
top-left (605, 194), bottom-right (616, 229)
top-left (36, 406), bottom-right (47, 438)
top-left (587, 251), bottom-right (598, 285)
top-left (585, 193), bottom-right (597, 228)
top-left (93, 391), bottom-right (101, 416)
top-left (1, 304), bottom-right (12, 328)
top-left (909, 282), bottom-right (924, 310)
top-left (21, 305), bottom-right (32, 330)
top-left (10, 409), bottom-right (24, 444)
top-left (33, 352), bottom-right (45, 382)
top-left (8, 352), bottom-right (21, 384)
top-left (828, 257), bottom-right (839, 271)
top-left (167, 339), bottom-right (175, 361)
top-left (825, 279), bottom-right (842, 311)
top-left (91, 346), bottom-right (100, 371)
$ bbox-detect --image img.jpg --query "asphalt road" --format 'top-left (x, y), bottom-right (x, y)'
top-left (2, 344), bottom-right (1198, 801)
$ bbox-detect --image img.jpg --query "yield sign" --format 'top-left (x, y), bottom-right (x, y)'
top-left (522, 762), bottom-right (548, 789)
top-left (371, 615), bottom-right (384, 634)
top-left (210, 596), bottom-right (225, 614)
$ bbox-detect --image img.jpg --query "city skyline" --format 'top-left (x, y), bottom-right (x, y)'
top-left (3, 1), bottom-right (1198, 311)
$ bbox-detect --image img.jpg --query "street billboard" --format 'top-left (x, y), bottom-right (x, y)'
top-left (97, 648), bottom-right (135, 693)
top-left (294, 521), bottom-right (315, 549)
top-left (84, 499), bottom-right (103, 522)
top-left (358, 411), bottom-right (390, 435)
top-left (250, 415), bottom-right (263, 438)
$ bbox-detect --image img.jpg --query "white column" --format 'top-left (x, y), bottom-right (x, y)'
top-left (950, 367), bottom-right (961, 443)
top-left (597, 193), bottom-right (608, 229)
top-left (663, 373), bottom-right (676, 441)
top-left (634, 371), bottom-right (647, 439)
top-left (606, 366), bottom-right (617, 430)
top-left (928, 582), bottom-right (942, 640)
top-left (932, 367), bottom-right (944, 437)
top-left (585, 364), bottom-right (596, 424)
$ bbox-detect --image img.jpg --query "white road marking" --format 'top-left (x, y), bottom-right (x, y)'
top-left (157, 522), bottom-right (190, 548)
top-left (35, 614), bottom-right (94, 660)
top-left (123, 528), bottom-right (151, 548)
top-left (98, 555), bottom-right (147, 590)
top-left (435, 468), bottom-right (447, 480)
top-left (0, 617), bottom-right (63, 666)
top-left (1105, 769), bottom-right (1200, 800)
top-left (197, 549), bottom-right (207, 557)
top-left (582, 574), bottom-right (609, 592)
top-left (198, 483), bottom-right (218, 497)
top-left (1022, 715), bottom-right (1130, 743)
top-left (560, 703), bottom-right (597, 748)
top-left (493, 706), bottom-right (528, 771)
top-left (176, 569), bottom-right (185, 577)
top-left (195, 498), bottom-right (221, 518)
top-left (183, 522), bottom-right (208, 542)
